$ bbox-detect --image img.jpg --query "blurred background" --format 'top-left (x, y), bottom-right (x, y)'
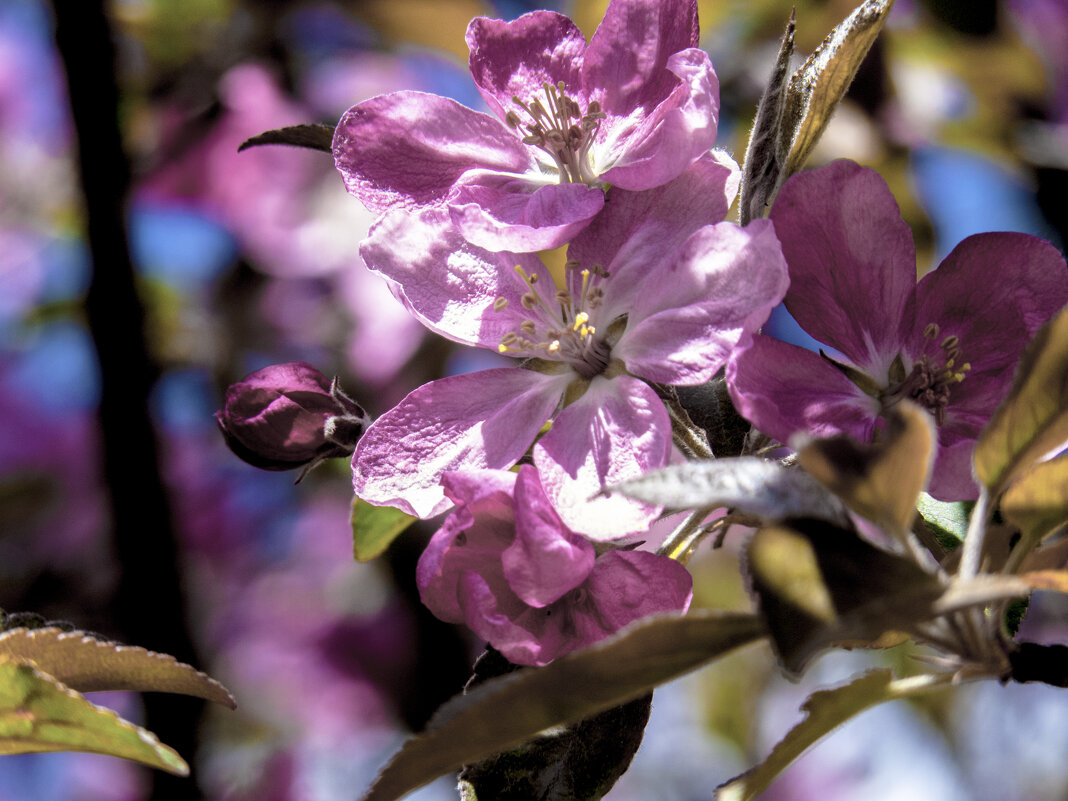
top-left (1, 0), bottom-right (1068, 799)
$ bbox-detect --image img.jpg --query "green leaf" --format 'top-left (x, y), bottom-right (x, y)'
top-left (798, 401), bottom-right (935, 541)
top-left (974, 305), bottom-right (1068, 495)
top-left (359, 611), bottom-right (766, 801)
top-left (0, 628), bottom-right (235, 708)
top-left (238, 123), bottom-right (335, 153)
top-left (714, 669), bottom-right (951, 801)
top-left (1000, 453), bottom-right (1068, 542)
top-left (606, 457), bottom-right (850, 527)
top-left (782, 0), bottom-right (897, 177)
top-left (352, 498), bottom-right (417, 562)
top-left (738, 11), bottom-right (795, 225)
top-left (458, 648), bottom-right (651, 801)
top-left (916, 492), bottom-right (973, 551)
top-left (0, 657), bottom-right (189, 774)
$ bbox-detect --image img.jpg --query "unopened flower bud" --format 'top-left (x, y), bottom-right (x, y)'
top-left (215, 362), bottom-right (370, 478)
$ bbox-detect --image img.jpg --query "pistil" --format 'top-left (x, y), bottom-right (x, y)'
top-left (881, 324), bottom-right (971, 425)
top-left (493, 260), bottom-right (612, 379)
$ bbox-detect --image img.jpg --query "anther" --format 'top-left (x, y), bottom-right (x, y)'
top-left (923, 323), bottom-right (940, 339)
top-left (493, 297), bottom-right (509, 312)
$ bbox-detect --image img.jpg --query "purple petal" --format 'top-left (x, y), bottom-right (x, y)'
top-left (596, 49), bottom-right (720, 191)
top-left (727, 334), bottom-right (879, 446)
top-left (416, 470), bottom-right (518, 623)
top-left (906, 232), bottom-right (1068, 421)
top-left (616, 218), bottom-right (789, 385)
top-left (927, 438), bottom-right (980, 501)
top-left (583, 0), bottom-right (699, 115)
top-left (502, 465), bottom-right (596, 607)
top-left (466, 12), bottom-right (586, 123)
top-left (333, 91), bottom-right (533, 213)
top-left (448, 172), bottom-right (605, 252)
top-left (458, 570), bottom-right (563, 666)
top-left (771, 160), bottom-right (916, 371)
top-left (352, 367), bottom-right (570, 518)
top-left (534, 375), bottom-right (670, 540)
top-left (579, 550), bottom-right (693, 633)
top-left (567, 152), bottom-right (738, 320)
top-left (360, 205), bottom-right (548, 347)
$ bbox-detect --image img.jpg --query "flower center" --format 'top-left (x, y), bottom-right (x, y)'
top-left (881, 323), bottom-right (971, 426)
top-left (505, 82), bottom-right (606, 187)
top-left (494, 259), bottom-right (612, 379)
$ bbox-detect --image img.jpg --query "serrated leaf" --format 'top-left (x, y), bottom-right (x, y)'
top-left (974, 305), bottom-right (1068, 495)
top-left (606, 457), bottom-right (850, 526)
top-left (746, 519), bottom-right (1028, 676)
top-left (458, 648), bottom-right (651, 801)
top-left (352, 498), bottom-right (417, 562)
top-left (797, 401), bottom-right (934, 541)
top-left (360, 611), bottom-right (765, 801)
top-left (916, 492), bottom-right (972, 550)
top-left (238, 123), bottom-right (334, 153)
top-left (0, 657), bottom-right (188, 774)
top-left (782, 0), bottom-right (896, 176)
top-left (1000, 454), bottom-right (1068, 541)
top-left (0, 628), bottom-right (235, 708)
top-left (714, 669), bottom-right (951, 801)
top-left (738, 11), bottom-right (795, 224)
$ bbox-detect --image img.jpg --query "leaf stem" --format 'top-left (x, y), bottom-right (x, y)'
top-left (959, 489), bottom-right (992, 580)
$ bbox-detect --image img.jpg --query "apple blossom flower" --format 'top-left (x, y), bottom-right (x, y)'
top-left (216, 361), bottom-right (370, 476)
top-left (417, 465), bottom-right (693, 666)
top-left (727, 159), bottom-right (1068, 500)
top-left (352, 154), bottom-right (789, 538)
top-left (332, 0), bottom-right (719, 252)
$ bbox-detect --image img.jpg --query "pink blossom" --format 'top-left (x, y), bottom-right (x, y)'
top-left (333, 0), bottom-right (719, 252)
top-left (727, 159), bottom-right (1068, 500)
top-left (417, 466), bottom-right (693, 666)
top-left (352, 155), bottom-right (789, 538)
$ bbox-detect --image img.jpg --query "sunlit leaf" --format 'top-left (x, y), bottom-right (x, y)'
top-left (782, 0), bottom-right (897, 176)
top-left (606, 457), bottom-right (850, 527)
top-left (738, 11), bottom-right (795, 224)
top-left (746, 520), bottom-right (1029, 676)
top-left (714, 669), bottom-right (951, 801)
top-left (352, 498), bottom-right (417, 562)
top-left (360, 612), bottom-right (765, 801)
top-left (0, 657), bottom-right (188, 775)
top-left (238, 124), bottom-right (334, 153)
top-left (1000, 454), bottom-right (1068, 541)
top-left (797, 401), bottom-right (934, 540)
top-left (974, 305), bottom-right (1068, 495)
top-left (0, 628), bottom-right (235, 708)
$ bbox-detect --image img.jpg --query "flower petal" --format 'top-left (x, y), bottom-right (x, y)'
top-left (333, 91), bottom-right (533, 214)
top-left (416, 470), bottom-right (518, 623)
top-left (502, 465), bottom-right (596, 607)
top-left (583, 0), bottom-right (699, 115)
top-left (448, 171), bottom-right (605, 252)
top-left (360, 205), bottom-right (547, 347)
top-left (616, 218), bottom-right (789, 385)
top-left (596, 49), bottom-right (720, 190)
top-left (771, 160), bottom-right (916, 371)
top-left (352, 368), bottom-right (570, 518)
top-left (907, 231), bottom-right (1068, 415)
top-left (568, 152), bottom-right (738, 320)
top-left (466, 11), bottom-right (586, 123)
top-left (580, 550), bottom-right (693, 634)
top-left (534, 375), bottom-right (670, 540)
top-left (727, 334), bottom-right (880, 446)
